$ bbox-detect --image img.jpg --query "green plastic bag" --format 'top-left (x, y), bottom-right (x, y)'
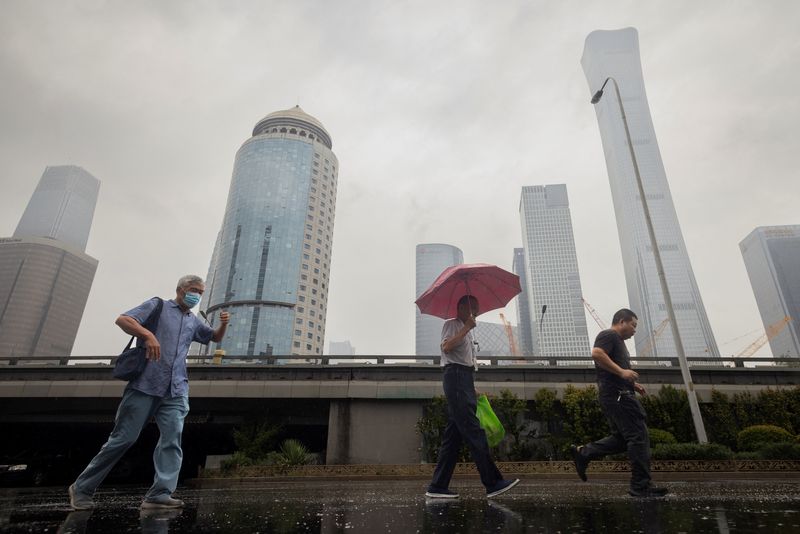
top-left (476, 394), bottom-right (505, 447)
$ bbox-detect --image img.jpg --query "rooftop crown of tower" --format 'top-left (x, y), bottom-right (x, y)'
top-left (252, 105), bottom-right (332, 149)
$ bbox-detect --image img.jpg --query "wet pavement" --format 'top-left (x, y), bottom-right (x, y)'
top-left (1, 479), bottom-right (799, 533)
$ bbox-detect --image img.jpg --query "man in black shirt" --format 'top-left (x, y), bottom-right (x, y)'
top-left (570, 308), bottom-right (668, 497)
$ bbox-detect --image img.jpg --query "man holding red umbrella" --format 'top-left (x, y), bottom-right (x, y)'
top-left (422, 292), bottom-right (519, 499)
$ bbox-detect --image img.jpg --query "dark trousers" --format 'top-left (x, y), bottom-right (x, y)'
top-left (429, 364), bottom-right (503, 491)
top-left (581, 392), bottom-right (652, 491)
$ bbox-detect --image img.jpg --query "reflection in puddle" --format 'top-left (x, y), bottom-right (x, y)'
top-left (2, 480), bottom-right (798, 533)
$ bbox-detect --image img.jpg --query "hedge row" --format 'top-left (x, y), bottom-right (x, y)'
top-left (416, 385), bottom-right (800, 462)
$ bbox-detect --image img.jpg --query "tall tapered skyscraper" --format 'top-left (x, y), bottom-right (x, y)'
top-left (519, 185), bottom-right (589, 358)
top-left (415, 243), bottom-right (464, 356)
top-left (582, 28), bottom-right (720, 358)
top-left (512, 247), bottom-right (534, 355)
top-left (0, 166), bottom-right (99, 358)
top-left (740, 226), bottom-right (800, 358)
top-left (14, 166), bottom-right (99, 251)
top-left (201, 106), bottom-right (337, 357)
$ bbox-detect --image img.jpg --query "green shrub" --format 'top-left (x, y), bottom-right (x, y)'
top-left (648, 428), bottom-right (677, 447)
top-left (640, 385), bottom-right (695, 443)
top-left (754, 442), bottom-right (800, 460)
top-left (490, 389), bottom-right (530, 460)
top-left (416, 396), bottom-right (470, 463)
top-left (733, 451), bottom-right (760, 460)
top-left (220, 451), bottom-right (253, 472)
top-left (276, 439), bottom-right (313, 466)
top-left (531, 388), bottom-right (558, 430)
top-left (562, 385), bottom-right (608, 445)
top-left (737, 425), bottom-right (794, 452)
top-left (652, 443), bottom-right (733, 460)
top-left (232, 419), bottom-right (283, 461)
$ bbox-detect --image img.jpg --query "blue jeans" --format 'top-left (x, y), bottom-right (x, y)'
top-left (580, 391), bottom-right (652, 491)
top-left (72, 387), bottom-right (189, 501)
top-left (429, 364), bottom-right (503, 490)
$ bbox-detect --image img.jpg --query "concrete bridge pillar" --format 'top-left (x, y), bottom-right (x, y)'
top-left (326, 399), bottom-right (424, 464)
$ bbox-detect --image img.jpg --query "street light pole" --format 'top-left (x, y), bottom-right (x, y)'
top-left (591, 77), bottom-right (708, 443)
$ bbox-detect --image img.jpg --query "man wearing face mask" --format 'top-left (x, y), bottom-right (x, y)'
top-left (69, 275), bottom-right (229, 511)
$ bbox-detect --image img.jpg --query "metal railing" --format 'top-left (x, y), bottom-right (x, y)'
top-left (0, 354), bottom-right (797, 368)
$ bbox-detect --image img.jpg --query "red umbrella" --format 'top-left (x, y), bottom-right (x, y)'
top-left (415, 263), bottom-right (521, 320)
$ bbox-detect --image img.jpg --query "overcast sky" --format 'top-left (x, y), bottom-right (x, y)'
top-left (1, 0), bottom-right (798, 358)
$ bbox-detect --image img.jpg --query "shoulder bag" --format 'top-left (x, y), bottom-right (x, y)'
top-left (112, 297), bottom-right (164, 381)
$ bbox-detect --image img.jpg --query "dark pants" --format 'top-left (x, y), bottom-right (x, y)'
top-left (580, 391), bottom-right (652, 491)
top-left (428, 364), bottom-right (503, 491)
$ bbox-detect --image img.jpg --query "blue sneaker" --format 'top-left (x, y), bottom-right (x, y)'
top-left (425, 487), bottom-right (459, 499)
top-left (486, 478), bottom-right (519, 498)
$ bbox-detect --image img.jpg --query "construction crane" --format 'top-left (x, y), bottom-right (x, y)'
top-left (581, 298), bottom-right (607, 330)
top-left (636, 318), bottom-right (669, 358)
top-left (498, 313), bottom-right (520, 357)
top-left (736, 316), bottom-right (792, 357)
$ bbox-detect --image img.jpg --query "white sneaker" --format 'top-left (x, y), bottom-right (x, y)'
top-left (68, 484), bottom-right (95, 510)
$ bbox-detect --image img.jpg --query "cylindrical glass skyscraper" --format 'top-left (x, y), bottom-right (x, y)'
top-left (201, 106), bottom-right (337, 357)
top-left (415, 243), bottom-right (463, 356)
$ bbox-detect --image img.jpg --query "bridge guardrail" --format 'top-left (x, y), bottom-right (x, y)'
top-left (0, 354), bottom-right (797, 368)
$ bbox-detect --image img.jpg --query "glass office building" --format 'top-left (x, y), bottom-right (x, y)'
top-left (415, 243), bottom-right (464, 356)
top-left (519, 185), bottom-right (590, 359)
top-left (1, 166), bottom-right (99, 358)
top-left (201, 106), bottom-right (337, 357)
top-left (14, 165), bottom-right (100, 251)
top-left (474, 321), bottom-right (517, 357)
top-left (740, 226), bottom-right (800, 358)
top-left (512, 247), bottom-right (534, 355)
top-left (582, 28), bottom-right (720, 358)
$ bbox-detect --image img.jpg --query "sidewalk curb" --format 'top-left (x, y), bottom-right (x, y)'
top-left (187, 460), bottom-right (800, 488)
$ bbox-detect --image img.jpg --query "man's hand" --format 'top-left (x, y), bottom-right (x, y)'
top-left (465, 314), bottom-right (476, 330)
top-left (620, 369), bottom-right (639, 382)
top-left (144, 334), bottom-right (161, 361)
top-left (211, 310), bottom-right (230, 343)
top-left (634, 382), bottom-right (647, 396)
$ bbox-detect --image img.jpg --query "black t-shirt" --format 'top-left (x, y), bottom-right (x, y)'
top-left (594, 329), bottom-right (634, 395)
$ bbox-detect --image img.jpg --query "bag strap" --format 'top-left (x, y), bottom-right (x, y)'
top-left (131, 297), bottom-right (164, 347)
top-left (142, 297), bottom-right (164, 333)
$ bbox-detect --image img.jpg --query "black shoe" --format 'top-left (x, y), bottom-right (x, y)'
top-left (628, 485), bottom-right (669, 498)
top-left (570, 445), bottom-right (588, 482)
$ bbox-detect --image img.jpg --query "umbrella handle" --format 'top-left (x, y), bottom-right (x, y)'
top-left (465, 280), bottom-right (475, 319)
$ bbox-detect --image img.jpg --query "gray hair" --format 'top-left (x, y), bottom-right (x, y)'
top-left (176, 274), bottom-right (204, 290)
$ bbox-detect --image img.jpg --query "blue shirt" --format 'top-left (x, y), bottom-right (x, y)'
top-left (123, 298), bottom-right (214, 398)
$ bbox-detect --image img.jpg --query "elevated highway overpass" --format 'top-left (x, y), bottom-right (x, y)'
top-left (2, 355), bottom-right (798, 466)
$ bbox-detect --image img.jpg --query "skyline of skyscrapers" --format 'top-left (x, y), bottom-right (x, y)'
top-left (582, 27), bottom-right (720, 358)
top-left (200, 106), bottom-right (338, 357)
top-left (740, 225), bottom-right (800, 358)
top-left (415, 243), bottom-right (464, 356)
top-left (519, 184), bottom-right (590, 359)
top-left (0, 166), bottom-right (99, 358)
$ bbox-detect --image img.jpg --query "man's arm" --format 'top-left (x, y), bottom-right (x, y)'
top-left (441, 316), bottom-right (477, 353)
top-left (116, 315), bottom-right (161, 361)
top-left (591, 347), bottom-right (639, 383)
top-left (211, 311), bottom-right (230, 342)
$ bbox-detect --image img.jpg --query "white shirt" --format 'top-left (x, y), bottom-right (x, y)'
top-left (440, 318), bottom-right (477, 368)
